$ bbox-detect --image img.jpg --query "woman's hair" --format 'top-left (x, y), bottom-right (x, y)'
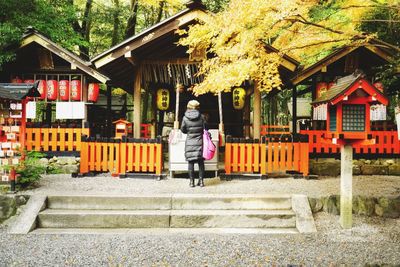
top-left (187, 100), bottom-right (200, 110)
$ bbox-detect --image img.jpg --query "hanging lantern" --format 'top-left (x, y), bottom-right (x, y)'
top-left (316, 82), bottom-right (328, 98)
top-left (157, 89), bottom-right (170, 111)
top-left (232, 87), bottom-right (246, 110)
top-left (46, 79), bottom-right (58, 101)
top-left (374, 82), bottom-right (384, 92)
top-left (88, 83), bottom-right (100, 102)
top-left (59, 80), bottom-right (70, 101)
top-left (11, 77), bottom-right (22, 83)
top-left (70, 79), bottom-right (81, 101)
top-left (37, 80), bottom-right (47, 100)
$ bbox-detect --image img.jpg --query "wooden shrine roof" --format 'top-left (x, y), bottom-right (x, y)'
top-left (0, 82), bottom-right (40, 100)
top-left (312, 73), bottom-right (388, 105)
top-left (292, 39), bottom-right (400, 85)
top-left (20, 27), bottom-right (109, 84)
top-left (91, 2), bottom-right (300, 91)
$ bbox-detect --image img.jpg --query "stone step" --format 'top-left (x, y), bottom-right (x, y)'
top-left (47, 195), bottom-right (172, 210)
top-left (38, 209), bottom-right (296, 229)
top-left (32, 228), bottom-right (299, 235)
top-left (46, 194), bottom-right (292, 210)
top-left (172, 194), bottom-right (292, 210)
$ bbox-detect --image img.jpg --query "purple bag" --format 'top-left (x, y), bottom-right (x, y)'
top-left (202, 129), bottom-right (216, 160)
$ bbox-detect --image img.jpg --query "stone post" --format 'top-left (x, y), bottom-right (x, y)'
top-left (340, 144), bottom-right (353, 228)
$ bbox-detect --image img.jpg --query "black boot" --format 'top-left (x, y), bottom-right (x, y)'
top-left (189, 172), bottom-right (195, 187)
top-left (197, 177), bottom-right (204, 187)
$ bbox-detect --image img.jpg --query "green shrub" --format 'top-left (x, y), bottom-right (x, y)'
top-left (16, 151), bottom-right (46, 188)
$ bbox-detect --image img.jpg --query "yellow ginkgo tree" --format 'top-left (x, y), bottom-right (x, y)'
top-left (179, 0), bottom-right (382, 95)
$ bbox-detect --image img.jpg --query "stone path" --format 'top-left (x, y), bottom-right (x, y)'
top-left (0, 174), bottom-right (399, 266)
top-left (20, 174), bottom-right (400, 198)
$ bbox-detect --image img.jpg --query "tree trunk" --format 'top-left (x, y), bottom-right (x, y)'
top-left (80, 0), bottom-right (93, 60)
top-left (111, 0), bottom-right (120, 46)
top-left (156, 1), bottom-right (165, 23)
top-left (125, 0), bottom-right (138, 38)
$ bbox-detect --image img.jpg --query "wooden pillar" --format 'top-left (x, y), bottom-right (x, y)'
top-left (243, 98), bottom-right (250, 138)
top-left (292, 85), bottom-right (297, 133)
top-left (133, 65), bottom-right (142, 138)
top-left (45, 103), bottom-right (52, 125)
top-left (106, 85), bottom-right (112, 137)
top-left (218, 92), bottom-right (225, 138)
top-left (253, 81), bottom-right (261, 139)
top-left (150, 90), bottom-right (156, 138)
top-left (82, 76), bottom-right (88, 128)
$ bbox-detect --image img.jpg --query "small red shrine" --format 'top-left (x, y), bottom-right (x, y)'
top-left (312, 73), bottom-right (389, 146)
top-left (113, 119), bottom-right (131, 139)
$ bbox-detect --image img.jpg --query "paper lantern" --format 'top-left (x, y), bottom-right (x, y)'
top-left (232, 87), bottom-right (246, 110)
top-left (46, 80), bottom-right (58, 101)
top-left (70, 79), bottom-right (81, 101)
top-left (88, 83), bottom-right (100, 102)
top-left (157, 89), bottom-right (170, 110)
top-left (37, 80), bottom-right (47, 100)
top-left (59, 80), bottom-right (70, 101)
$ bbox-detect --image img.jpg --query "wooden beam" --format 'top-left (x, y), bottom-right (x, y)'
top-left (133, 65), bottom-right (142, 138)
top-left (253, 81), bottom-right (261, 139)
top-left (279, 57), bottom-right (298, 72)
top-left (93, 10), bottom-right (205, 69)
top-left (364, 45), bottom-right (393, 62)
top-left (292, 46), bottom-right (357, 85)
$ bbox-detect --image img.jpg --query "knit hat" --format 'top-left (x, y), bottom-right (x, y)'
top-left (187, 100), bottom-right (200, 109)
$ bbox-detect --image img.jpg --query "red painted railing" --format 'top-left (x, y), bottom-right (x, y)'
top-left (300, 130), bottom-right (400, 155)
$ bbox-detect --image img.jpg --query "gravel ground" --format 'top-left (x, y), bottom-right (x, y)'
top-left (0, 174), bottom-right (399, 266)
top-left (0, 213), bottom-right (399, 266)
top-left (20, 174), bottom-right (400, 198)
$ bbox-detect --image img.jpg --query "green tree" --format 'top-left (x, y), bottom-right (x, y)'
top-left (0, 0), bottom-right (85, 68)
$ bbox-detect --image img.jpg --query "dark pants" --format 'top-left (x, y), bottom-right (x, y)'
top-left (188, 159), bottom-right (205, 179)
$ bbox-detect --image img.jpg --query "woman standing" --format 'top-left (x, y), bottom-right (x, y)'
top-left (181, 100), bottom-right (205, 187)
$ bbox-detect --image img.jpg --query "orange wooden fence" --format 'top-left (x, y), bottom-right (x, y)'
top-left (300, 130), bottom-right (400, 156)
top-left (260, 125), bottom-right (290, 136)
top-left (25, 127), bottom-right (90, 152)
top-left (79, 136), bottom-right (163, 176)
top-left (224, 135), bottom-right (309, 176)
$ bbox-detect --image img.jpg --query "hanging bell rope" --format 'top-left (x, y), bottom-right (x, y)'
top-left (174, 77), bottom-right (181, 129)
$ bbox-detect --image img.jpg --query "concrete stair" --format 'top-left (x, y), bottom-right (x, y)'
top-left (10, 194), bottom-right (317, 234)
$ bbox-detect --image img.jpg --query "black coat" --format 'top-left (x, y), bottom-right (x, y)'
top-left (181, 109), bottom-right (204, 161)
